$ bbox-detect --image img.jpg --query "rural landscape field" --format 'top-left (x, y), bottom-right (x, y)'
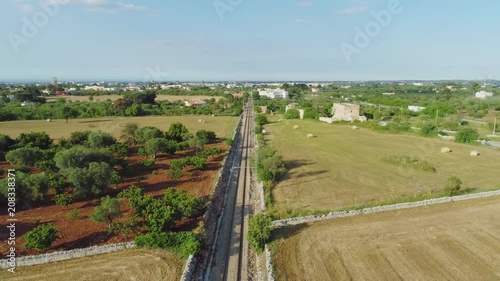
top-left (0, 115), bottom-right (239, 141)
top-left (0, 248), bottom-right (185, 281)
top-left (272, 196), bottom-right (500, 281)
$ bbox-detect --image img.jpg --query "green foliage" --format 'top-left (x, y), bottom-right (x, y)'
top-left (118, 185), bottom-right (153, 217)
top-left (17, 132), bottom-right (53, 149)
top-left (120, 123), bottom-right (139, 144)
top-left (0, 134), bottom-right (15, 151)
top-left (168, 167), bottom-right (184, 179)
top-left (303, 107), bottom-right (319, 119)
top-left (163, 188), bottom-right (204, 218)
top-left (455, 127), bottom-right (480, 144)
top-left (0, 172), bottom-right (49, 207)
top-left (420, 123), bottom-right (438, 137)
top-left (107, 218), bottom-right (137, 238)
top-left (5, 147), bottom-right (44, 168)
top-left (166, 122), bottom-right (189, 142)
top-left (381, 155), bottom-right (436, 173)
top-left (24, 223), bottom-right (60, 252)
top-left (199, 147), bottom-right (222, 158)
top-left (248, 214), bottom-right (272, 253)
top-left (53, 193), bottom-right (74, 207)
top-left (135, 232), bottom-right (200, 258)
top-left (189, 135), bottom-right (208, 153)
top-left (257, 146), bottom-right (285, 181)
top-left (67, 209), bottom-right (80, 220)
top-left (444, 176), bottom-right (463, 196)
top-left (68, 131), bottom-right (92, 146)
top-left (195, 130), bottom-right (216, 142)
top-left (134, 126), bottom-right (163, 145)
top-left (284, 109), bottom-right (300, 119)
top-left (126, 103), bottom-right (144, 116)
top-left (225, 138), bottom-right (234, 147)
top-left (144, 138), bottom-right (177, 158)
top-left (188, 156), bottom-right (206, 170)
top-left (110, 143), bottom-right (129, 157)
top-left (144, 199), bottom-right (176, 233)
top-left (54, 146), bottom-right (114, 170)
top-left (255, 115), bottom-right (268, 126)
top-left (90, 196), bottom-right (122, 228)
top-left (64, 162), bottom-right (119, 198)
top-left (139, 158), bottom-right (156, 168)
top-left (87, 131), bottom-right (116, 148)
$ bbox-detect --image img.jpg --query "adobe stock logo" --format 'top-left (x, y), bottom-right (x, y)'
top-left (8, 1), bottom-right (60, 54)
top-left (213, 0), bottom-right (244, 21)
top-left (340, 0), bottom-right (410, 63)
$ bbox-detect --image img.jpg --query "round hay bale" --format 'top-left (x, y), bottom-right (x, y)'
top-left (294, 125), bottom-right (299, 129)
top-left (441, 147), bottom-right (451, 153)
top-left (307, 133), bottom-right (314, 138)
top-left (198, 119), bottom-right (202, 123)
top-left (262, 130), bottom-right (267, 134)
top-left (352, 126), bottom-right (358, 130)
top-left (470, 150), bottom-right (479, 157)
top-left (47, 119), bottom-right (51, 122)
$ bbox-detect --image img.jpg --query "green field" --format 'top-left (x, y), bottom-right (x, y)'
top-left (0, 115), bottom-right (239, 141)
top-left (264, 117), bottom-right (500, 213)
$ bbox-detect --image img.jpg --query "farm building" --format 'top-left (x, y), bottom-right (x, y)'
top-left (319, 103), bottom-right (367, 123)
top-left (408, 105), bottom-right (426, 112)
top-left (258, 88), bottom-right (289, 99)
top-left (475, 91), bottom-right (494, 99)
top-left (184, 100), bottom-right (207, 108)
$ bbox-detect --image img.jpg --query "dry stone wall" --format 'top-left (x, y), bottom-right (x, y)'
top-left (272, 190), bottom-right (500, 228)
top-left (0, 242), bottom-right (135, 269)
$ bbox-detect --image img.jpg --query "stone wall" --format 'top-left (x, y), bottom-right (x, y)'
top-left (180, 255), bottom-right (196, 281)
top-left (265, 245), bottom-right (275, 281)
top-left (272, 190), bottom-right (500, 228)
top-left (0, 242), bottom-right (135, 269)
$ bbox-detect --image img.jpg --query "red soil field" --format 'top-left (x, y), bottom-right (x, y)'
top-left (0, 143), bottom-right (226, 257)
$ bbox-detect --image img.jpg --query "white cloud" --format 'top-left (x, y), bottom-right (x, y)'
top-left (116, 2), bottom-right (148, 11)
top-left (335, 5), bottom-right (368, 14)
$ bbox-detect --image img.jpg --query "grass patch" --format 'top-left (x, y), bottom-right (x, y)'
top-left (380, 155), bottom-right (436, 173)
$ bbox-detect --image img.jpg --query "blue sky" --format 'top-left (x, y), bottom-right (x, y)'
top-left (1, 0), bottom-right (499, 82)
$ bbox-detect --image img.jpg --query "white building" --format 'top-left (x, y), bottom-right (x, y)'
top-left (408, 105), bottom-right (426, 112)
top-left (383, 92), bottom-right (395, 96)
top-left (258, 88), bottom-right (289, 99)
top-left (21, 102), bottom-right (35, 107)
top-left (84, 85), bottom-right (105, 91)
top-left (475, 91), bottom-right (494, 99)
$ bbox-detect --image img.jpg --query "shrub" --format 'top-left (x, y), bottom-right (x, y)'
top-left (303, 107), bottom-right (319, 119)
top-left (199, 147), bottom-right (222, 158)
top-left (0, 134), bottom-right (15, 151)
top-left (135, 232), bottom-right (200, 258)
top-left (189, 156), bottom-right (206, 170)
top-left (445, 176), bottom-right (463, 196)
top-left (176, 141), bottom-right (190, 151)
top-left (196, 130), bottom-right (216, 142)
top-left (67, 209), bottom-right (79, 220)
top-left (455, 127), bottom-right (480, 144)
top-left (225, 138), bottom-right (234, 147)
top-left (139, 158), bottom-right (156, 168)
top-left (87, 131), bottom-right (116, 148)
top-left (284, 109), bottom-right (300, 119)
top-left (53, 193), bottom-right (74, 207)
top-left (168, 167), bottom-right (184, 179)
top-left (248, 214), bottom-right (272, 253)
top-left (24, 223), bottom-right (60, 252)
top-left (6, 147), bottom-right (44, 168)
top-left (420, 123), bottom-right (438, 137)
top-left (90, 196), bottom-right (122, 229)
top-left (166, 123), bottom-right (189, 142)
top-left (16, 132), bottom-right (53, 149)
top-left (381, 155), bottom-right (436, 173)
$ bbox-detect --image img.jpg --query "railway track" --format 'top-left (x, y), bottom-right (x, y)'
top-left (206, 99), bottom-right (254, 281)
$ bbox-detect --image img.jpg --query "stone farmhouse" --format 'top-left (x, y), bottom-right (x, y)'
top-left (319, 103), bottom-right (367, 123)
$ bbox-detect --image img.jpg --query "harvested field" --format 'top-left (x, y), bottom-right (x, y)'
top-left (45, 95), bottom-right (221, 103)
top-left (0, 248), bottom-right (184, 281)
top-left (273, 196), bottom-right (500, 281)
top-left (0, 115), bottom-right (238, 141)
top-left (264, 118), bottom-right (500, 212)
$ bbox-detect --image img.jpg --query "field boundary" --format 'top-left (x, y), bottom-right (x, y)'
top-left (271, 189), bottom-right (500, 228)
top-left (180, 255), bottom-right (196, 281)
top-left (0, 242), bottom-right (135, 269)
top-left (265, 245), bottom-right (275, 281)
